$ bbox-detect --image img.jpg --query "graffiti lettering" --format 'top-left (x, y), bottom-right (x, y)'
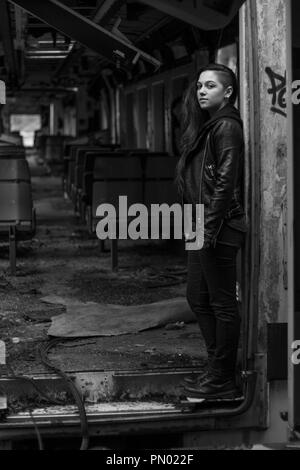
top-left (265, 67), bottom-right (300, 117)
top-left (291, 341), bottom-right (300, 366)
top-left (265, 67), bottom-right (287, 117)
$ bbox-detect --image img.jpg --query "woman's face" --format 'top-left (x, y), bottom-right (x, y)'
top-left (197, 70), bottom-right (232, 115)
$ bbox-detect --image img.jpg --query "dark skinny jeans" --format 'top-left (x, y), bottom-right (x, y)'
top-left (186, 223), bottom-right (246, 380)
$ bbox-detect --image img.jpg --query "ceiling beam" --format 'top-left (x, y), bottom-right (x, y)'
top-left (8, 87), bottom-right (78, 94)
top-left (8, 0), bottom-right (161, 69)
top-left (14, 5), bottom-right (27, 83)
top-left (54, 0), bottom-right (126, 78)
top-left (137, 0), bottom-right (246, 31)
top-left (93, 0), bottom-right (125, 24)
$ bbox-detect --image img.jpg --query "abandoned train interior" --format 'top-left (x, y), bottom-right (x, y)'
top-left (0, 0), bottom-right (299, 451)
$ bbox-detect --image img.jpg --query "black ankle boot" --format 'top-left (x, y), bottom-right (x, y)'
top-left (184, 374), bottom-right (239, 400)
top-left (184, 352), bottom-right (215, 386)
top-left (183, 370), bottom-right (209, 386)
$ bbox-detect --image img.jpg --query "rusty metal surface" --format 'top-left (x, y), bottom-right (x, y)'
top-left (0, 365), bottom-right (264, 441)
top-left (0, 368), bottom-right (203, 403)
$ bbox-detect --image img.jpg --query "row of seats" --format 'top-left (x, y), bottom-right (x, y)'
top-left (34, 134), bottom-right (70, 165)
top-left (0, 145), bottom-right (36, 274)
top-left (63, 142), bottom-right (180, 270)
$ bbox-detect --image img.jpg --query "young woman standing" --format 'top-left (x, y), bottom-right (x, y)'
top-left (176, 64), bottom-right (248, 399)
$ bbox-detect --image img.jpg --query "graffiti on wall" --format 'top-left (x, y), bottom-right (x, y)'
top-left (265, 67), bottom-right (287, 117)
top-left (265, 67), bottom-right (300, 117)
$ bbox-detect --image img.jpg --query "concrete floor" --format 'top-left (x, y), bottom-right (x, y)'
top-left (0, 172), bottom-right (206, 376)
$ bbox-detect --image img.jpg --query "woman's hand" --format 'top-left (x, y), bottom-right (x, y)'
top-left (201, 239), bottom-right (212, 250)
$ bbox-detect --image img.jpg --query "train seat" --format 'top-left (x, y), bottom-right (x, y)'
top-left (0, 158), bottom-right (31, 182)
top-left (0, 146), bottom-right (26, 159)
top-left (0, 179), bottom-right (35, 274)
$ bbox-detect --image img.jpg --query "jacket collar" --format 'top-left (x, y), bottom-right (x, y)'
top-left (189, 103), bottom-right (243, 155)
top-left (201, 103), bottom-right (243, 135)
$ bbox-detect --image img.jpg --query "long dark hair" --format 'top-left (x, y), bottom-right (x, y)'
top-left (175, 63), bottom-right (238, 196)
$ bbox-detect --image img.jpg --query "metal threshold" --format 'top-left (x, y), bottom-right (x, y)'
top-left (0, 367), bottom-right (203, 403)
top-left (0, 367), bottom-right (257, 441)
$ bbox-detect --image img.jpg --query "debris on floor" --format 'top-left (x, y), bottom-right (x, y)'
top-left (0, 176), bottom-right (206, 376)
top-left (43, 296), bottom-right (194, 338)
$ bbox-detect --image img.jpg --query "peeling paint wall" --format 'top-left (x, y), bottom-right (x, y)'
top-left (256, 0), bottom-right (288, 329)
top-left (237, 0), bottom-right (290, 442)
top-left (241, 0), bottom-right (289, 348)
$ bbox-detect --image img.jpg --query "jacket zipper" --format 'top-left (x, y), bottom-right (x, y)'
top-left (212, 219), bottom-right (224, 248)
top-left (199, 134), bottom-right (210, 205)
top-left (207, 164), bottom-right (216, 180)
top-left (200, 133), bottom-right (224, 248)
top-left (198, 135), bottom-right (209, 248)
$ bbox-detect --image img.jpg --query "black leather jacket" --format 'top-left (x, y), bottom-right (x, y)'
top-left (183, 104), bottom-right (248, 248)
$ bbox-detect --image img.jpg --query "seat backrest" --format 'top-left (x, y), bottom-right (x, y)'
top-left (67, 147), bottom-right (98, 185)
top-left (115, 148), bottom-right (149, 154)
top-left (144, 155), bottom-right (178, 179)
top-left (144, 180), bottom-right (179, 206)
top-left (83, 151), bottom-right (121, 174)
top-left (75, 147), bottom-right (102, 165)
top-left (45, 136), bottom-right (65, 163)
top-left (0, 146), bottom-right (25, 159)
top-left (0, 182), bottom-right (33, 221)
top-left (92, 180), bottom-right (143, 216)
top-left (70, 145), bottom-right (104, 162)
top-left (93, 154), bottom-right (142, 179)
top-left (0, 159), bottom-right (30, 181)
